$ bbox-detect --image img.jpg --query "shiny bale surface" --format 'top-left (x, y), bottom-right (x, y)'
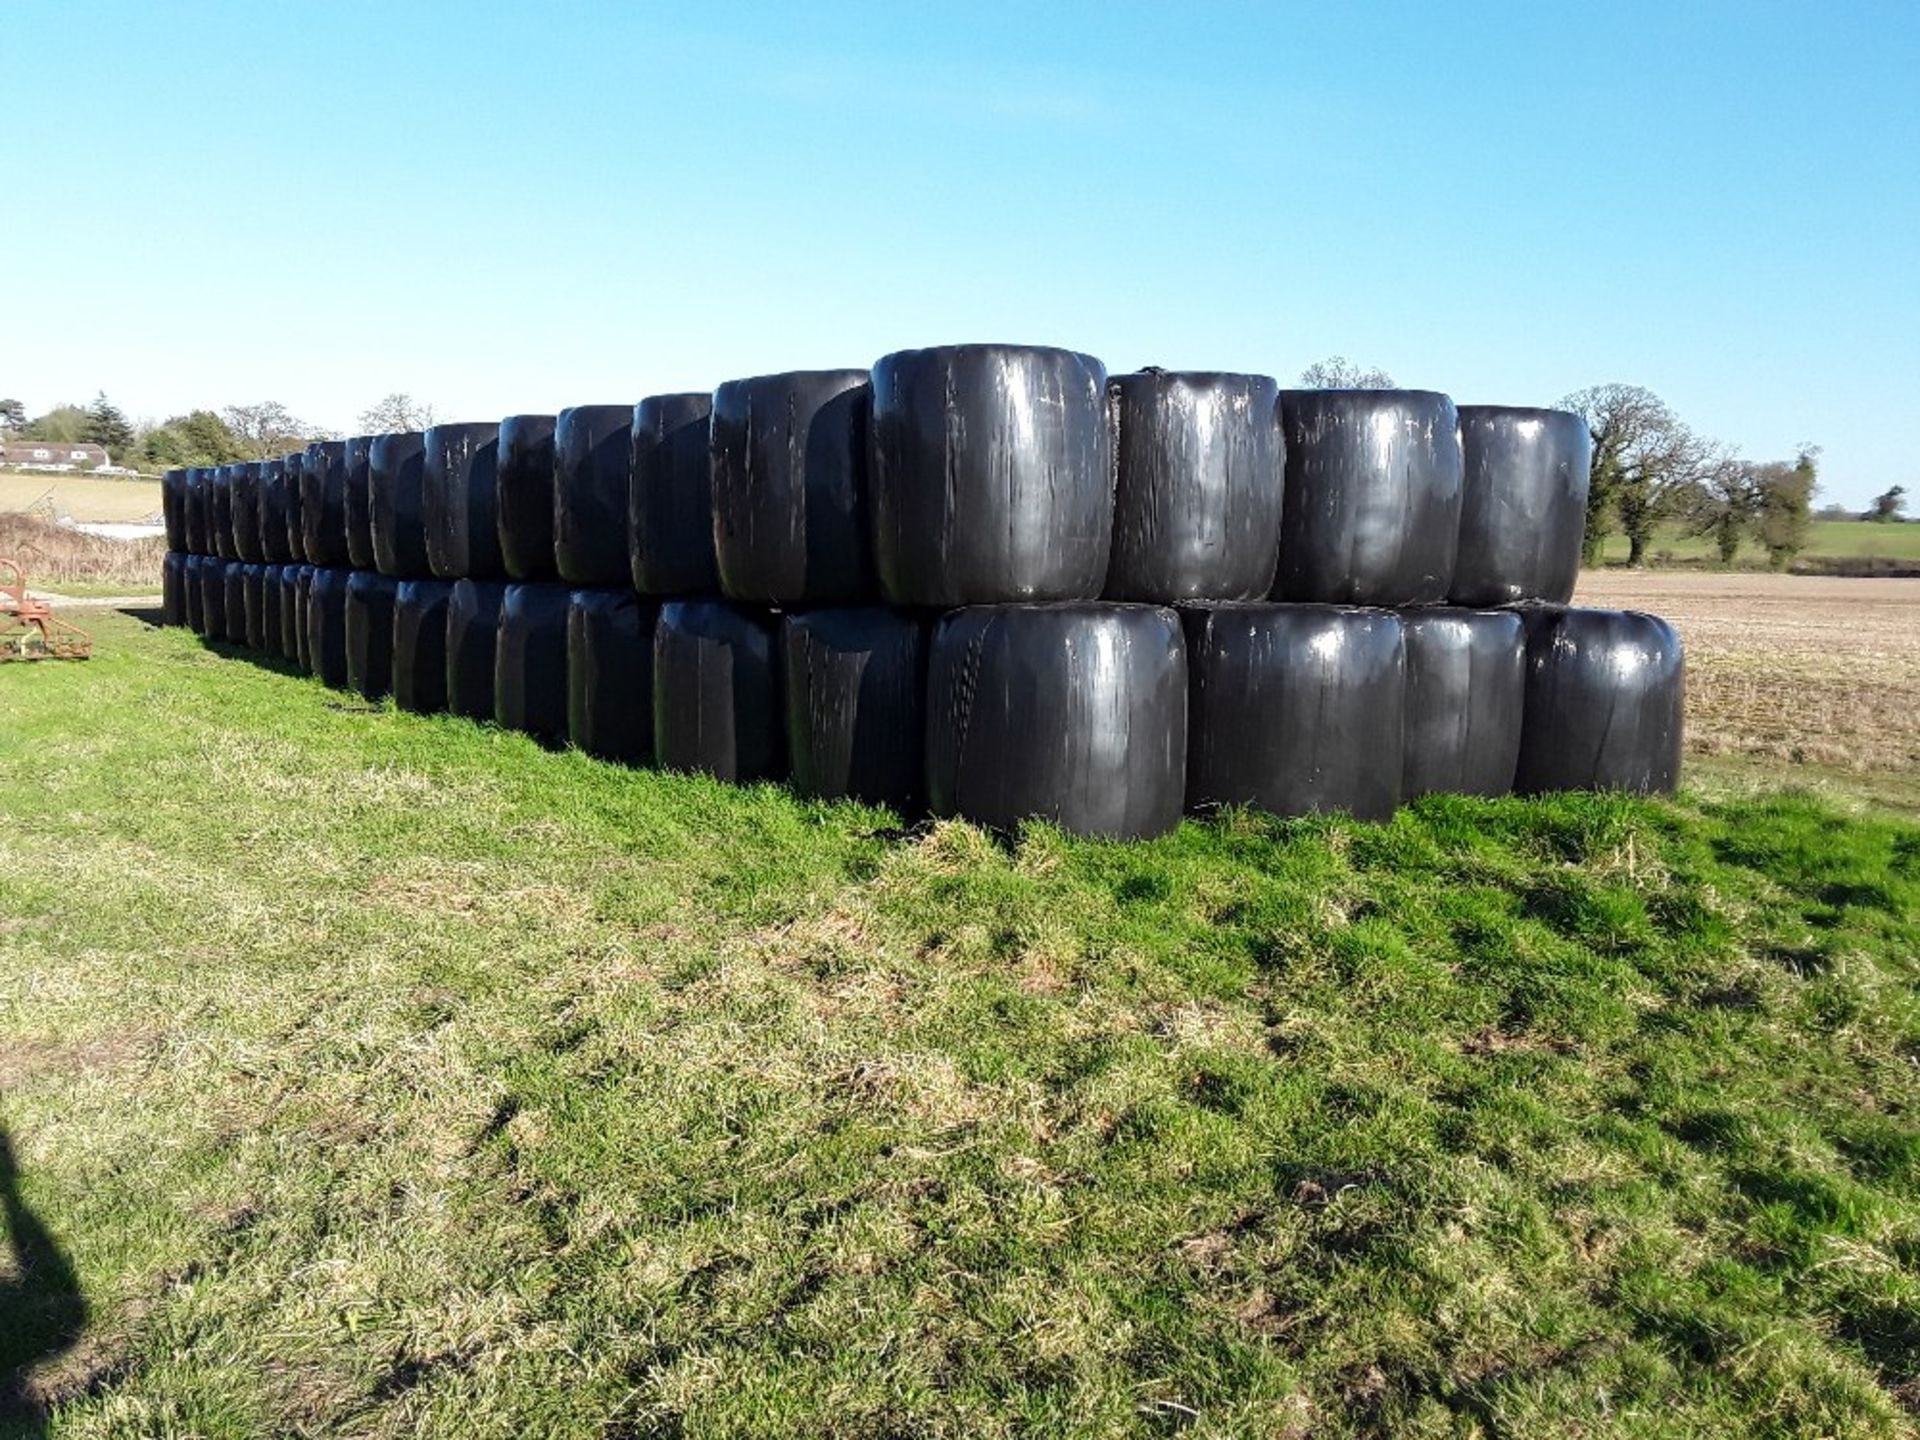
top-left (653, 601), bottom-right (784, 783)
top-left (282, 452), bottom-right (307, 564)
top-left (630, 393), bottom-right (718, 596)
top-left (446, 579), bottom-right (509, 721)
top-left (567, 588), bottom-right (657, 765)
top-left (494, 582), bottom-right (572, 743)
top-left (344, 436), bottom-right (376, 571)
top-left (305, 567), bottom-right (352, 689)
top-left (161, 551), bottom-right (187, 627)
top-left (1515, 608), bottom-right (1685, 795)
top-left (346, 570), bottom-right (400, 701)
top-left (1183, 602), bottom-right (1405, 821)
top-left (1400, 608), bottom-right (1525, 798)
top-left (301, 441), bottom-right (351, 567)
top-left (162, 470), bottom-right (188, 552)
top-left (393, 578), bottom-right (454, 714)
top-left (258, 564), bottom-right (284, 657)
top-left (279, 566), bottom-right (306, 668)
top-left (185, 468), bottom-right (212, 556)
top-left (369, 431), bottom-right (431, 578)
top-left (711, 371), bottom-right (871, 605)
top-left (257, 460), bottom-right (293, 565)
top-left (210, 465), bottom-right (236, 561)
top-left (926, 603), bottom-right (1187, 839)
top-left (496, 414), bottom-right (558, 581)
top-left (554, 405), bottom-right (634, 586)
top-left (222, 561), bottom-right (248, 647)
top-left (1452, 406), bottom-right (1591, 607)
top-left (184, 554), bottom-right (208, 633)
top-left (424, 422), bottom-right (504, 580)
top-left (229, 463), bottom-right (263, 564)
top-left (871, 344), bottom-right (1113, 607)
top-left (1106, 370), bottom-right (1285, 603)
top-left (293, 566), bottom-right (315, 673)
top-left (1275, 389), bottom-right (1463, 606)
top-left (782, 607), bottom-right (927, 812)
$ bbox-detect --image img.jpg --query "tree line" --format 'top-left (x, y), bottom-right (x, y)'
top-left (0, 393), bottom-right (438, 470)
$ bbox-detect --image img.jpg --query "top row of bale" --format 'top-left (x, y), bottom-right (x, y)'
top-left (164, 343), bottom-right (1591, 611)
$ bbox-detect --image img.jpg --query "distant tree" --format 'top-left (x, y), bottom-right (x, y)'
top-left (142, 409), bottom-right (245, 468)
top-left (0, 399), bottom-right (24, 434)
top-left (357, 392), bottom-right (436, 434)
top-left (1296, 357), bottom-right (1395, 389)
top-left (1868, 485), bottom-right (1907, 523)
top-left (17, 404), bottom-right (90, 443)
top-left (1681, 456), bottom-right (1756, 565)
top-left (1558, 383), bottom-right (1715, 567)
top-left (1753, 447), bottom-right (1819, 571)
top-left (221, 401), bottom-right (318, 460)
top-left (83, 391), bottom-right (136, 461)
top-left (1815, 502), bottom-right (1858, 521)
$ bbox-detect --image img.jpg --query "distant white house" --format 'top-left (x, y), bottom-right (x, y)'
top-left (1, 440), bottom-right (111, 471)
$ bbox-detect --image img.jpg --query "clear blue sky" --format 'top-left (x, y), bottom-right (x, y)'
top-left (6, 0), bottom-right (1916, 506)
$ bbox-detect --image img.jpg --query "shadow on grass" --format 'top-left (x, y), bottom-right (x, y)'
top-left (117, 605), bottom-right (166, 628)
top-left (0, 1126), bottom-right (87, 1434)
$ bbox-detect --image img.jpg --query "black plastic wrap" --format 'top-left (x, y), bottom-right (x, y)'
top-left (346, 570), bottom-right (399, 701)
top-left (210, 465), bottom-right (237, 561)
top-left (1515, 608), bottom-right (1685, 795)
top-left (344, 436), bottom-right (375, 570)
top-left (293, 566), bottom-right (316, 674)
top-left (230, 462), bottom-right (264, 564)
top-left (446, 579), bottom-right (508, 720)
top-left (782, 607), bottom-right (927, 811)
top-left (393, 578), bottom-right (454, 714)
top-left (496, 414), bottom-right (557, 581)
top-left (162, 470), bottom-right (188, 552)
top-left (162, 551), bottom-right (187, 626)
top-left (1105, 370), bottom-right (1285, 602)
top-left (258, 564), bottom-right (284, 656)
top-left (1275, 390), bottom-right (1463, 606)
top-left (283, 452), bottom-right (308, 564)
top-left (1452, 406), bottom-right (1591, 607)
top-left (370, 431), bottom-right (430, 577)
top-left (553, 405), bottom-right (633, 585)
top-left (652, 601), bottom-right (784, 782)
top-left (302, 440), bottom-right (351, 566)
top-left (1401, 609), bottom-right (1525, 798)
top-left (185, 468), bottom-right (212, 556)
top-left (223, 561), bottom-right (249, 645)
top-left (1182, 602), bottom-right (1405, 821)
top-left (711, 371), bottom-right (871, 605)
top-left (184, 555), bottom-right (207, 633)
top-left (280, 565), bottom-right (306, 666)
top-left (305, 566), bottom-right (352, 689)
top-left (630, 393), bottom-right (718, 596)
top-left (494, 582), bottom-right (572, 743)
top-left (567, 588), bottom-right (657, 764)
top-left (424, 422), bottom-right (503, 580)
top-left (926, 603), bottom-right (1186, 839)
top-left (258, 460), bottom-right (293, 564)
top-left (871, 345), bottom-right (1113, 606)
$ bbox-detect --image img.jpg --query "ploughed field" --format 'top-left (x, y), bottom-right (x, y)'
top-left (3, 611), bottom-right (1919, 1438)
top-left (1577, 570), bottom-right (1920, 775)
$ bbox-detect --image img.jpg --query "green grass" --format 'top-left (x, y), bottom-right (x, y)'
top-left (1599, 519), bottom-right (1920, 568)
top-left (3, 614), bottom-right (1919, 1438)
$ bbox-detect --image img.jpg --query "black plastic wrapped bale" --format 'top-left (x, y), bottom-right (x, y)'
top-left (283, 452), bottom-right (308, 564)
top-left (185, 468), bottom-right (212, 555)
top-left (926, 604), bottom-right (1187, 839)
top-left (424, 422), bottom-right (503, 580)
top-left (302, 440), bottom-right (351, 566)
top-left (630, 393), bottom-right (718, 596)
top-left (1106, 370), bottom-right (1285, 603)
top-left (256, 564), bottom-right (283, 656)
top-left (346, 570), bottom-right (400, 701)
top-left (495, 583), bottom-right (572, 743)
top-left (162, 551), bottom-right (188, 626)
top-left (652, 601), bottom-right (784, 782)
top-left (496, 414), bottom-right (557, 581)
top-left (1515, 608), bottom-right (1685, 795)
top-left (1275, 390), bottom-right (1464, 606)
top-left (871, 345), bottom-right (1113, 606)
top-left (1452, 406), bottom-right (1592, 607)
top-left (257, 459), bottom-right (294, 564)
top-left (293, 566), bottom-right (316, 674)
top-left (370, 431), bottom-right (430, 577)
top-left (344, 436), bottom-right (376, 570)
top-left (162, 470), bottom-right (188, 552)
top-left (306, 566), bottom-right (352, 689)
top-left (446, 579), bottom-right (508, 721)
top-left (184, 555), bottom-right (207, 633)
top-left (280, 565), bottom-right (305, 667)
top-left (1182, 603), bottom-right (1405, 821)
top-left (1400, 609), bottom-right (1525, 799)
top-left (222, 561), bottom-right (249, 646)
top-left (230, 462), bottom-right (264, 564)
top-left (711, 371), bottom-right (871, 605)
top-left (782, 607), bottom-right (927, 812)
top-left (554, 405), bottom-right (633, 585)
top-left (567, 588), bottom-right (657, 764)
top-left (210, 465), bottom-right (237, 561)
top-left (394, 578), bottom-right (454, 714)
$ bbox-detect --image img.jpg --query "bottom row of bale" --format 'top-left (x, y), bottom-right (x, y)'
top-left (162, 551), bottom-right (1684, 840)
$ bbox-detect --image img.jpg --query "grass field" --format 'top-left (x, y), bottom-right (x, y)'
top-left (0, 474), bottom-right (162, 526)
top-left (1597, 520), bottom-right (1920, 571)
top-left (3, 613), bottom-right (1919, 1437)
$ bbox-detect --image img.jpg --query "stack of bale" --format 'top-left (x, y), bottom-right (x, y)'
top-left (156, 342), bottom-right (1685, 841)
